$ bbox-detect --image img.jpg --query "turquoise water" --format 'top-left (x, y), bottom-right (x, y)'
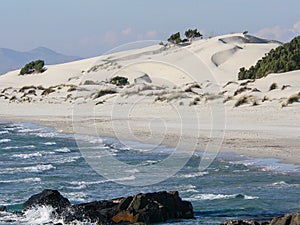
top-left (0, 122), bottom-right (299, 224)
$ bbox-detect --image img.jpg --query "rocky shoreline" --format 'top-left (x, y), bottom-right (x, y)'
top-left (22, 189), bottom-right (194, 224)
top-left (2, 189), bottom-right (299, 225)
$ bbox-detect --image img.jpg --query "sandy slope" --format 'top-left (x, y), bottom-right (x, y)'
top-left (0, 33), bottom-right (299, 166)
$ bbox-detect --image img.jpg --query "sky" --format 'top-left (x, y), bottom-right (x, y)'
top-left (0, 0), bottom-right (300, 58)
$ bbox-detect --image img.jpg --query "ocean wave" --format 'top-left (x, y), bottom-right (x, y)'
top-left (74, 134), bottom-right (104, 144)
top-left (0, 130), bottom-right (9, 135)
top-left (55, 156), bottom-right (81, 164)
top-left (17, 128), bottom-right (44, 133)
top-left (69, 175), bottom-right (136, 188)
top-left (12, 152), bottom-right (43, 159)
top-left (54, 147), bottom-right (71, 153)
top-left (180, 184), bottom-right (199, 193)
top-left (2, 145), bottom-right (36, 150)
top-left (0, 138), bottom-right (11, 143)
top-left (184, 193), bottom-right (258, 201)
top-left (0, 164), bottom-right (55, 174)
top-left (179, 171), bottom-right (209, 178)
top-left (269, 181), bottom-right (300, 188)
top-left (0, 206), bottom-right (97, 225)
top-left (43, 142), bottom-right (56, 146)
top-left (63, 192), bottom-right (87, 202)
top-left (0, 177), bottom-right (41, 183)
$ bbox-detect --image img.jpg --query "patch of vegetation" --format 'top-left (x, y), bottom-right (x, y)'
top-left (9, 96), bottom-right (17, 101)
top-left (238, 36), bottom-right (300, 80)
top-left (41, 87), bottom-right (55, 96)
top-left (20, 60), bottom-right (45, 75)
top-left (83, 80), bottom-right (98, 85)
top-left (184, 83), bottom-right (201, 93)
top-left (269, 82), bottom-right (278, 91)
top-left (234, 87), bottom-right (251, 96)
top-left (168, 32), bottom-right (182, 44)
top-left (287, 93), bottom-right (300, 104)
top-left (281, 85), bottom-right (291, 90)
top-left (93, 89), bottom-right (117, 99)
top-left (234, 95), bottom-right (249, 107)
top-left (109, 76), bottom-right (129, 86)
top-left (185, 29), bottom-right (202, 42)
top-left (223, 96), bottom-right (233, 103)
top-left (167, 29), bottom-right (202, 45)
top-left (19, 85), bottom-right (36, 93)
top-left (67, 86), bottom-right (77, 92)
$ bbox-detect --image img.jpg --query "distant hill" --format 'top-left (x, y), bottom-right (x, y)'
top-left (238, 36), bottom-right (300, 80)
top-left (0, 47), bottom-right (81, 75)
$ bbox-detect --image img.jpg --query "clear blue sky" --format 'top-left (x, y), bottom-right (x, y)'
top-left (1, 0), bottom-right (300, 57)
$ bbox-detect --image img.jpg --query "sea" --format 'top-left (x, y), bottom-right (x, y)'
top-left (0, 121), bottom-right (299, 225)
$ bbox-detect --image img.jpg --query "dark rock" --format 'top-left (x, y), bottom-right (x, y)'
top-left (23, 190), bottom-right (193, 224)
top-left (220, 220), bottom-right (260, 225)
top-left (62, 201), bottom-right (116, 224)
top-left (23, 189), bottom-right (70, 214)
top-left (0, 206), bottom-right (6, 211)
top-left (111, 191), bottom-right (194, 224)
top-left (270, 214), bottom-right (300, 225)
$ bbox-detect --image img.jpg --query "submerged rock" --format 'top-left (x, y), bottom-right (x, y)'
top-left (23, 189), bottom-right (194, 224)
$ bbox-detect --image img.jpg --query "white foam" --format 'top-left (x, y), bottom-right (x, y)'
top-left (0, 164), bottom-right (55, 174)
top-left (56, 156), bottom-right (81, 164)
top-left (69, 175), bottom-right (136, 187)
top-left (12, 152), bottom-right (42, 159)
top-left (54, 147), bottom-right (71, 153)
top-left (244, 195), bottom-right (259, 200)
top-left (43, 142), bottom-right (56, 146)
top-left (64, 192), bottom-right (87, 202)
top-left (17, 128), bottom-right (44, 133)
top-left (184, 193), bottom-right (258, 201)
top-left (3, 145), bottom-right (36, 150)
top-left (0, 131), bottom-right (9, 135)
top-left (0, 177), bottom-right (41, 183)
top-left (269, 181), bottom-right (300, 188)
top-left (181, 185), bottom-right (199, 193)
top-left (20, 206), bottom-right (67, 225)
top-left (0, 138), bottom-right (11, 143)
top-left (179, 171), bottom-right (209, 178)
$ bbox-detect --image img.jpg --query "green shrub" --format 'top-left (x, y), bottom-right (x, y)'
top-left (93, 89), bottom-right (117, 99)
top-left (238, 36), bottom-right (300, 80)
top-left (269, 83), bottom-right (278, 91)
top-left (167, 32), bottom-right (182, 44)
top-left (234, 96), bottom-right (249, 107)
top-left (184, 29), bottom-right (202, 42)
top-left (287, 93), bottom-right (300, 104)
top-left (109, 76), bottom-right (129, 86)
top-left (20, 60), bottom-right (45, 75)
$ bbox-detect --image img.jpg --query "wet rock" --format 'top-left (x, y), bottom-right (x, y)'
top-left (220, 220), bottom-right (260, 225)
top-left (0, 206), bottom-right (6, 212)
top-left (270, 214), bottom-right (300, 225)
top-left (24, 190), bottom-right (193, 224)
top-left (23, 189), bottom-right (70, 214)
top-left (64, 191), bottom-right (193, 224)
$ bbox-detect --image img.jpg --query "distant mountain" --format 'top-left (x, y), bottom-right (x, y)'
top-left (0, 47), bottom-right (81, 75)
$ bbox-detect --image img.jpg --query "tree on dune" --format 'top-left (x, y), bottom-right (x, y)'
top-left (184, 29), bottom-right (202, 42)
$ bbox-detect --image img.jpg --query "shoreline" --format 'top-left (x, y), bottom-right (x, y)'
top-left (1, 106), bottom-right (299, 167)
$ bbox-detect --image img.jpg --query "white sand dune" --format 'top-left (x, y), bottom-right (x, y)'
top-left (0, 33), bottom-right (299, 166)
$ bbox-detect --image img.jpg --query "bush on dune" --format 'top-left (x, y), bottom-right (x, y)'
top-left (20, 60), bottom-right (45, 75)
top-left (109, 76), bottom-right (129, 87)
top-left (238, 36), bottom-right (300, 80)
